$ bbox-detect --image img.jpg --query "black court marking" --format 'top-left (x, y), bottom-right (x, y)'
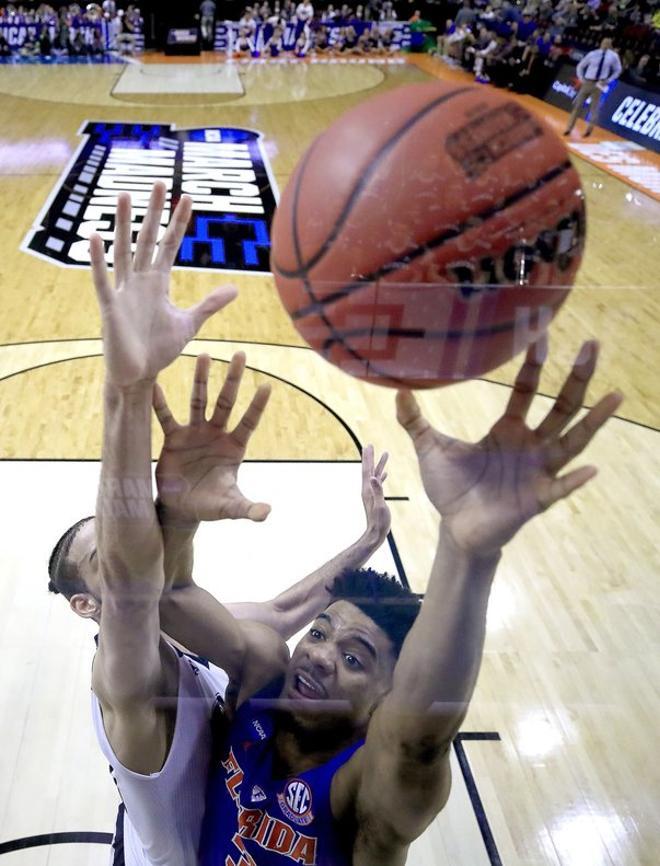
top-left (291, 160), bottom-right (575, 323)
top-left (276, 85), bottom-right (473, 279)
top-left (0, 341), bottom-right (644, 430)
top-left (0, 737), bottom-right (503, 866)
top-left (454, 732), bottom-right (504, 866)
top-left (0, 832), bottom-right (113, 854)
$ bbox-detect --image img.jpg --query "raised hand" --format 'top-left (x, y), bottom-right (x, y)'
top-left (396, 339), bottom-right (623, 556)
top-left (154, 352), bottom-right (271, 524)
top-left (90, 183), bottom-right (236, 387)
top-left (361, 444), bottom-right (391, 542)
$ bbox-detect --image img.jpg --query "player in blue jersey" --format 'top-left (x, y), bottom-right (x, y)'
top-left (47, 184), bottom-right (391, 866)
top-left (195, 332), bottom-right (622, 865)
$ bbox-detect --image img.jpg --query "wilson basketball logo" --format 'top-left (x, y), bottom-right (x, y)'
top-left (278, 779), bottom-right (314, 825)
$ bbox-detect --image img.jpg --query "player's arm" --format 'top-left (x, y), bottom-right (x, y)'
top-left (337, 340), bottom-right (623, 852)
top-left (90, 184), bottom-right (238, 774)
top-left (226, 444), bottom-right (391, 638)
top-left (153, 351), bottom-right (289, 698)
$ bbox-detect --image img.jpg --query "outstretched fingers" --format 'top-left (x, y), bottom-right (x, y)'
top-left (90, 233), bottom-right (112, 308)
top-left (361, 444), bottom-right (374, 487)
top-left (374, 450), bottom-right (389, 480)
top-left (546, 390), bottom-right (623, 474)
top-left (133, 182), bottom-right (167, 272)
top-left (225, 492), bottom-right (272, 523)
top-left (188, 285), bottom-right (238, 334)
top-left (535, 341), bottom-right (598, 441)
top-left (190, 354), bottom-right (210, 426)
top-left (503, 336), bottom-right (547, 422)
top-left (154, 194), bottom-right (193, 272)
top-left (113, 192), bottom-right (133, 285)
top-left (538, 465), bottom-right (598, 511)
top-left (396, 390), bottom-right (446, 455)
top-left (231, 383), bottom-right (272, 449)
top-left (153, 383), bottom-right (180, 436)
top-left (211, 352), bottom-right (247, 429)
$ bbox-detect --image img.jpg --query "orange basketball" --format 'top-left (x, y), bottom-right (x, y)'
top-left (271, 81), bottom-right (585, 388)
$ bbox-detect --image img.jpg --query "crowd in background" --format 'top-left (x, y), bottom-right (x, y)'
top-left (220, 1), bottom-right (405, 57)
top-left (197, 0), bottom-right (659, 77)
top-left (434, 0), bottom-right (660, 93)
top-left (0, 2), bottom-right (143, 57)
top-left (0, 0), bottom-right (658, 88)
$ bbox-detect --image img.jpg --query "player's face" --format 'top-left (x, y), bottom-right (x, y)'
top-left (66, 518), bottom-right (101, 601)
top-left (282, 600), bottom-right (396, 733)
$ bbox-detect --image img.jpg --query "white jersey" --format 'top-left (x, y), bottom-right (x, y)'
top-left (91, 646), bottom-right (229, 866)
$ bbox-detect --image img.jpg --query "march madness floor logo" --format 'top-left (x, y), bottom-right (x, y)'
top-left (23, 122), bottom-right (278, 273)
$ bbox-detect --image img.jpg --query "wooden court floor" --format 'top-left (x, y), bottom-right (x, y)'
top-left (0, 54), bottom-right (658, 865)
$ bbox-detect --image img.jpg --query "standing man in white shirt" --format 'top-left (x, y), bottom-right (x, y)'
top-left (564, 37), bottom-right (622, 136)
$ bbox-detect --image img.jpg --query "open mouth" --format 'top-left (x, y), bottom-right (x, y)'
top-left (294, 672), bottom-right (326, 699)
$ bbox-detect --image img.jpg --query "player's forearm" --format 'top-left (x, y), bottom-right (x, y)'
top-left (159, 584), bottom-right (246, 679)
top-left (389, 524), bottom-right (500, 750)
top-left (226, 528), bottom-right (386, 639)
top-left (96, 380), bottom-right (163, 590)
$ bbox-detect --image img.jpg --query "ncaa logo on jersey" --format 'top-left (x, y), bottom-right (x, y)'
top-left (277, 779), bottom-right (314, 826)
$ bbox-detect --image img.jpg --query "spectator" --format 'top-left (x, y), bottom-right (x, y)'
top-left (39, 27), bottom-right (52, 55)
top-left (296, 0), bottom-right (314, 23)
top-left (489, 32), bottom-right (520, 86)
top-left (473, 27), bottom-right (498, 81)
top-left (445, 21), bottom-right (473, 63)
top-left (234, 25), bottom-right (255, 54)
top-left (238, 7), bottom-right (257, 34)
top-left (89, 26), bottom-right (104, 54)
top-left (313, 22), bottom-right (330, 50)
top-left (455, 0), bottom-right (477, 27)
top-left (263, 21), bottom-right (284, 54)
top-left (515, 8), bottom-right (538, 43)
top-left (199, 0), bottom-right (216, 46)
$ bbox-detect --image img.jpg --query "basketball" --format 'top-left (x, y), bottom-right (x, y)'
top-left (271, 81), bottom-right (586, 388)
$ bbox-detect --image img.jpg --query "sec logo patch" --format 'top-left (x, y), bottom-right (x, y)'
top-left (277, 779), bottom-right (314, 826)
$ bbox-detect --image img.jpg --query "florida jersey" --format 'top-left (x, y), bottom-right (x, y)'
top-left (200, 695), bottom-right (362, 866)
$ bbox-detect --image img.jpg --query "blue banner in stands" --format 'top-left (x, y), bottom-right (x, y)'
top-left (599, 81), bottom-right (660, 154)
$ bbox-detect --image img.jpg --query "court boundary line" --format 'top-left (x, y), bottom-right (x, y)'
top-left (455, 732), bottom-right (504, 866)
top-left (0, 342), bottom-right (654, 433)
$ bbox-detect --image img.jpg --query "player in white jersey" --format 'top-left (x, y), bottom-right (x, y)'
top-left (92, 649), bottom-right (229, 865)
top-left (48, 186), bottom-right (391, 866)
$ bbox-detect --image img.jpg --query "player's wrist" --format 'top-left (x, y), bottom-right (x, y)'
top-left (156, 498), bottom-right (200, 532)
top-left (104, 377), bottom-right (155, 397)
top-left (439, 520), bottom-right (503, 567)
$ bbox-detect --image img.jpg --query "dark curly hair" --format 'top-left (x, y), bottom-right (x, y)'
top-left (48, 516), bottom-right (94, 600)
top-left (328, 568), bottom-right (421, 657)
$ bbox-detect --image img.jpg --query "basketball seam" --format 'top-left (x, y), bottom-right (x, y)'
top-left (290, 119), bottom-right (369, 373)
top-left (292, 160), bottom-right (576, 323)
top-left (278, 85), bottom-right (473, 278)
